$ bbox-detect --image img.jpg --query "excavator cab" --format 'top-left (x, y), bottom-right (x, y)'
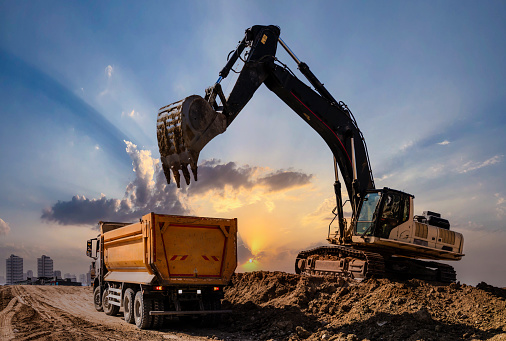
top-left (354, 188), bottom-right (412, 239)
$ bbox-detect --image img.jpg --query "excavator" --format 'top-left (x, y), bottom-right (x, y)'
top-left (156, 25), bottom-right (464, 283)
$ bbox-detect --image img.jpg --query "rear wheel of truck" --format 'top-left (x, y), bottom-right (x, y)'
top-left (93, 286), bottom-right (103, 312)
top-left (123, 288), bottom-right (135, 324)
top-left (103, 288), bottom-right (120, 316)
top-left (134, 291), bottom-right (153, 329)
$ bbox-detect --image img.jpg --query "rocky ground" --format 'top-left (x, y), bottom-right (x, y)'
top-left (1, 272), bottom-right (505, 340)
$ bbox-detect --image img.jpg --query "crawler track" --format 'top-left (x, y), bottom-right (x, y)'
top-left (296, 245), bottom-right (457, 283)
top-left (295, 245), bottom-right (386, 280)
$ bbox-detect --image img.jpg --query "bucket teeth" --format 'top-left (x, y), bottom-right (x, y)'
top-left (157, 99), bottom-right (200, 187)
top-left (157, 95), bottom-right (226, 187)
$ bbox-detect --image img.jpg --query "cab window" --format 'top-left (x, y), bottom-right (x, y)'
top-left (356, 192), bottom-right (381, 235)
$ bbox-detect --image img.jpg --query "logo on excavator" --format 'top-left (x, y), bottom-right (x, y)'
top-left (303, 113), bottom-right (311, 121)
top-left (261, 34), bottom-right (268, 44)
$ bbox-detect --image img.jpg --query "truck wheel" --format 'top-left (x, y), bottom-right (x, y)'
top-left (134, 291), bottom-right (153, 329)
top-left (103, 288), bottom-right (120, 316)
top-left (93, 286), bottom-right (103, 312)
top-left (123, 288), bottom-right (135, 324)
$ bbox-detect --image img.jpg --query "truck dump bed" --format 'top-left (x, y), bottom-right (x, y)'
top-left (101, 213), bottom-right (237, 286)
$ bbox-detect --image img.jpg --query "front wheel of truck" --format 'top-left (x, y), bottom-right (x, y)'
top-left (103, 288), bottom-right (120, 316)
top-left (134, 291), bottom-right (153, 329)
top-left (93, 286), bottom-right (103, 312)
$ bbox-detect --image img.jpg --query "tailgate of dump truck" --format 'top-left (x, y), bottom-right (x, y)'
top-left (153, 214), bottom-right (238, 285)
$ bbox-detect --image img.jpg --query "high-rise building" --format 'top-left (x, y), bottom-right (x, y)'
top-left (54, 270), bottom-right (61, 278)
top-left (37, 255), bottom-right (53, 278)
top-left (64, 273), bottom-right (77, 282)
top-left (79, 273), bottom-right (86, 285)
top-left (26, 270), bottom-right (33, 279)
top-left (6, 254), bottom-right (23, 285)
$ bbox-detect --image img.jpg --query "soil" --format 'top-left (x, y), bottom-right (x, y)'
top-left (1, 272), bottom-right (505, 340)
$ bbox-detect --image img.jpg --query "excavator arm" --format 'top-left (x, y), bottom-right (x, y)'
top-left (157, 25), bottom-right (375, 222)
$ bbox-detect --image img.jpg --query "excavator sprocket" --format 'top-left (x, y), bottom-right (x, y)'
top-left (157, 95), bottom-right (228, 187)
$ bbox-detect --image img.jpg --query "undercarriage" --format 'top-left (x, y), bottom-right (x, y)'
top-left (295, 246), bottom-right (457, 283)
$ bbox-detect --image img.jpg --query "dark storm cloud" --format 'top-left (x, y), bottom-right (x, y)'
top-left (187, 159), bottom-right (256, 195)
top-left (187, 160), bottom-right (313, 194)
top-left (258, 171), bottom-right (313, 193)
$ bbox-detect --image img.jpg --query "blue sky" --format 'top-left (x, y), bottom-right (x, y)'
top-left (1, 1), bottom-right (505, 286)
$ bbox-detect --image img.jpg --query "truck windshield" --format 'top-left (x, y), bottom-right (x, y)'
top-left (356, 192), bottom-right (381, 235)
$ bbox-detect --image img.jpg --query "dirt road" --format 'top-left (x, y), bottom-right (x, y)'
top-left (1, 272), bottom-right (506, 340)
top-left (0, 285), bottom-right (227, 341)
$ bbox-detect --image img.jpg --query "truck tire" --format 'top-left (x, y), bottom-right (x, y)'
top-left (134, 291), bottom-right (153, 329)
top-left (93, 286), bottom-right (103, 312)
top-left (123, 288), bottom-right (135, 324)
top-left (103, 288), bottom-right (120, 316)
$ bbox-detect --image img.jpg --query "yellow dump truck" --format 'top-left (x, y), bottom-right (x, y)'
top-left (86, 212), bottom-right (237, 329)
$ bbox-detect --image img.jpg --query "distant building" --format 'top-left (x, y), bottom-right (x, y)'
top-left (37, 255), bottom-right (53, 278)
top-left (79, 274), bottom-right (86, 285)
top-left (0, 275), bottom-right (5, 285)
top-left (26, 270), bottom-right (33, 279)
top-left (6, 254), bottom-right (23, 285)
top-left (64, 273), bottom-right (76, 282)
top-left (54, 270), bottom-right (61, 279)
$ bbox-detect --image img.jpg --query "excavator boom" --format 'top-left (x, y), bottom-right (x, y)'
top-left (157, 25), bottom-right (374, 217)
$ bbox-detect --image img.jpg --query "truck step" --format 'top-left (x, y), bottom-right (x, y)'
top-left (149, 310), bottom-right (232, 316)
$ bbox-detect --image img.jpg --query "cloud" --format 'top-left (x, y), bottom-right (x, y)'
top-left (0, 218), bottom-right (10, 236)
top-left (41, 141), bottom-right (190, 226)
top-left (258, 170), bottom-right (312, 193)
top-left (457, 155), bottom-right (503, 174)
top-left (188, 160), bottom-right (312, 195)
top-left (41, 142), bottom-right (314, 226)
top-left (495, 193), bottom-right (506, 219)
top-left (187, 159), bottom-right (256, 195)
top-left (105, 65), bottom-right (113, 78)
top-left (187, 161), bottom-right (313, 212)
top-left (121, 109), bottom-right (137, 118)
top-left (438, 140), bottom-right (451, 145)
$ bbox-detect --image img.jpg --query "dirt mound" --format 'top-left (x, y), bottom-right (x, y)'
top-left (222, 271), bottom-right (506, 341)
top-left (1, 273), bottom-right (505, 340)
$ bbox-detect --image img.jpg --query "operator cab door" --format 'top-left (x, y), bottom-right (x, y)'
top-left (377, 191), bottom-right (412, 240)
top-left (355, 189), bottom-right (412, 240)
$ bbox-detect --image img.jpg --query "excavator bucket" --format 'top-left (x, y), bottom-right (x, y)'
top-left (156, 95), bottom-right (227, 187)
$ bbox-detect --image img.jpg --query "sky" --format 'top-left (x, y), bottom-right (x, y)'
top-left (0, 1), bottom-right (505, 286)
